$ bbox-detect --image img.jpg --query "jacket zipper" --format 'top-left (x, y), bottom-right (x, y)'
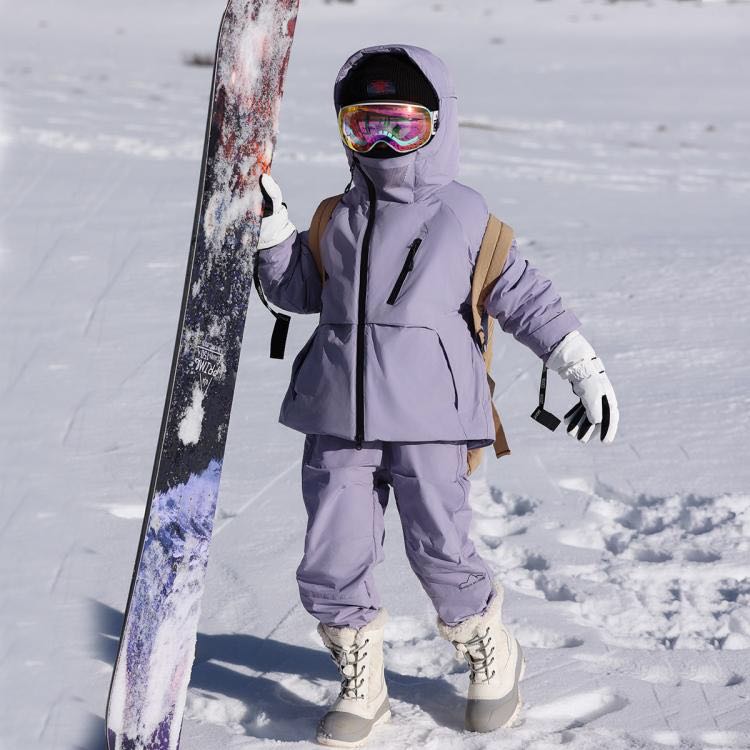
top-left (386, 237), bottom-right (423, 305)
top-left (354, 159), bottom-right (377, 448)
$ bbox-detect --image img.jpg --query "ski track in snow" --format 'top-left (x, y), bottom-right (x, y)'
top-left (1, 0), bottom-right (750, 749)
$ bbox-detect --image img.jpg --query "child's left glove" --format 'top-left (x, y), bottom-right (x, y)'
top-left (546, 331), bottom-right (619, 444)
top-left (257, 173), bottom-right (296, 250)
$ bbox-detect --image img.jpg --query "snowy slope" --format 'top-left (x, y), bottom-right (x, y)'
top-left (1, 1), bottom-right (749, 749)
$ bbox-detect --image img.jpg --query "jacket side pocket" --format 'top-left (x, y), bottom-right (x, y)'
top-left (434, 330), bottom-right (459, 411)
top-left (291, 328), bottom-right (318, 399)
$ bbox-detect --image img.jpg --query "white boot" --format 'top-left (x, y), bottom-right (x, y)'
top-left (438, 590), bottom-right (524, 732)
top-left (316, 609), bottom-right (390, 747)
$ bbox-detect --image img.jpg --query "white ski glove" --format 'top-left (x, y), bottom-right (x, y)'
top-left (546, 330), bottom-right (619, 444)
top-left (257, 173), bottom-right (296, 250)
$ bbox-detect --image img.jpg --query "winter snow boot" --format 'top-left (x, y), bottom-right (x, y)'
top-left (316, 609), bottom-right (390, 747)
top-left (438, 590), bottom-right (524, 732)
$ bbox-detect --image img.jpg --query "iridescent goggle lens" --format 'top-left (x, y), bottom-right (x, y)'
top-left (338, 101), bottom-right (438, 155)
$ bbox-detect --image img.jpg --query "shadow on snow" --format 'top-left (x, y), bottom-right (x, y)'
top-left (90, 599), bottom-right (465, 744)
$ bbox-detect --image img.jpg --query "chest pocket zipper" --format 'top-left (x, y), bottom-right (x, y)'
top-left (386, 238), bottom-right (423, 305)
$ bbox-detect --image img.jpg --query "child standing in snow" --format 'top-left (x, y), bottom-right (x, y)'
top-left (256, 45), bottom-right (619, 746)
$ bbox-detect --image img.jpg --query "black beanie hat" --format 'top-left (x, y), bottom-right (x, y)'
top-left (338, 52), bottom-right (439, 111)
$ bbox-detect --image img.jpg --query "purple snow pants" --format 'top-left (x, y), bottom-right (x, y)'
top-left (296, 433), bottom-right (496, 629)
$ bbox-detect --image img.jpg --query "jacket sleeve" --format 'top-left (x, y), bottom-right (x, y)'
top-left (482, 240), bottom-right (581, 360)
top-left (255, 229), bottom-right (322, 315)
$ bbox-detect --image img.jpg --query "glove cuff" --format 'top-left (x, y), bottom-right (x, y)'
top-left (547, 331), bottom-right (602, 382)
top-left (257, 205), bottom-right (296, 250)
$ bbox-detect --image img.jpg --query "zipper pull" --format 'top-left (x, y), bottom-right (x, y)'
top-left (407, 238), bottom-right (422, 269)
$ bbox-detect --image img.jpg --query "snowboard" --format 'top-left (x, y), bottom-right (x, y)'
top-left (105, 2), bottom-right (299, 748)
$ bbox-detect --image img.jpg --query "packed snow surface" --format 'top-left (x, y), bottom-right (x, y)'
top-left (0, 1), bottom-right (748, 749)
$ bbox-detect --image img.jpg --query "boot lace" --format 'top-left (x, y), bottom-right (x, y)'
top-left (453, 627), bottom-right (496, 684)
top-left (328, 638), bottom-right (369, 700)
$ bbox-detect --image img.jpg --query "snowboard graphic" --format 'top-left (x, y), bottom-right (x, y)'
top-left (105, 2), bottom-right (299, 748)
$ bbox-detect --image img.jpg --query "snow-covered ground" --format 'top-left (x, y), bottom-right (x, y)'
top-left (1, 1), bottom-right (749, 748)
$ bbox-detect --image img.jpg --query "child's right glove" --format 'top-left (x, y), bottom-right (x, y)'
top-left (257, 173), bottom-right (296, 250)
top-left (546, 331), bottom-right (619, 444)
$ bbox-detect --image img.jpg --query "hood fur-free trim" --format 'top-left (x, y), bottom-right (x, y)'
top-left (437, 588), bottom-right (503, 644)
top-left (332, 44), bottom-right (460, 198)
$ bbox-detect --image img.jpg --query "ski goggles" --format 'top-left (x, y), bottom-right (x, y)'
top-left (337, 101), bottom-right (439, 155)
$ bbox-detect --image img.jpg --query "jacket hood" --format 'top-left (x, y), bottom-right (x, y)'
top-left (333, 44), bottom-right (459, 201)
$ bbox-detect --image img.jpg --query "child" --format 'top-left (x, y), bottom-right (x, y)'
top-left (255, 44), bottom-right (618, 747)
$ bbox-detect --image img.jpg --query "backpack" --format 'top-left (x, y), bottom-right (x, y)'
top-left (307, 194), bottom-right (514, 475)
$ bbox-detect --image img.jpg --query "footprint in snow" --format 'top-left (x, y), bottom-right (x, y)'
top-left (469, 476), bottom-right (537, 521)
top-left (490, 487), bottom-right (537, 517)
top-left (684, 548), bottom-right (721, 563)
top-left (517, 624), bottom-right (584, 650)
top-left (522, 552), bottom-right (550, 572)
top-left (469, 481), bottom-right (536, 543)
top-left (525, 688), bottom-right (628, 730)
top-left (634, 547), bottom-right (673, 563)
top-left (479, 533), bottom-right (503, 550)
top-left (534, 574), bottom-right (577, 603)
top-left (552, 487), bottom-right (750, 650)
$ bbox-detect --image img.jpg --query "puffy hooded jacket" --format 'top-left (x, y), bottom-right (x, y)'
top-left (256, 44), bottom-right (580, 448)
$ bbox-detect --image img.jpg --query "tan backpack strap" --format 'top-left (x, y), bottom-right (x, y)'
top-left (470, 214), bottom-right (515, 461)
top-left (488, 375), bottom-right (511, 458)
top-left (470, 214), bottom-right (514, 350)
top-left (307, 194), bottom-right (343, 283)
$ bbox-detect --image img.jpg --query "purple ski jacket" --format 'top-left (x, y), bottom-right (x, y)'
top-left (257, 44), bottom-right (580, 449)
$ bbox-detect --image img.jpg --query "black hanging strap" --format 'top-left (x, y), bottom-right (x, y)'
top-left (252, 259), bottom-right (290, 360)
top-left (530, 365), bottom-right (561, 432)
